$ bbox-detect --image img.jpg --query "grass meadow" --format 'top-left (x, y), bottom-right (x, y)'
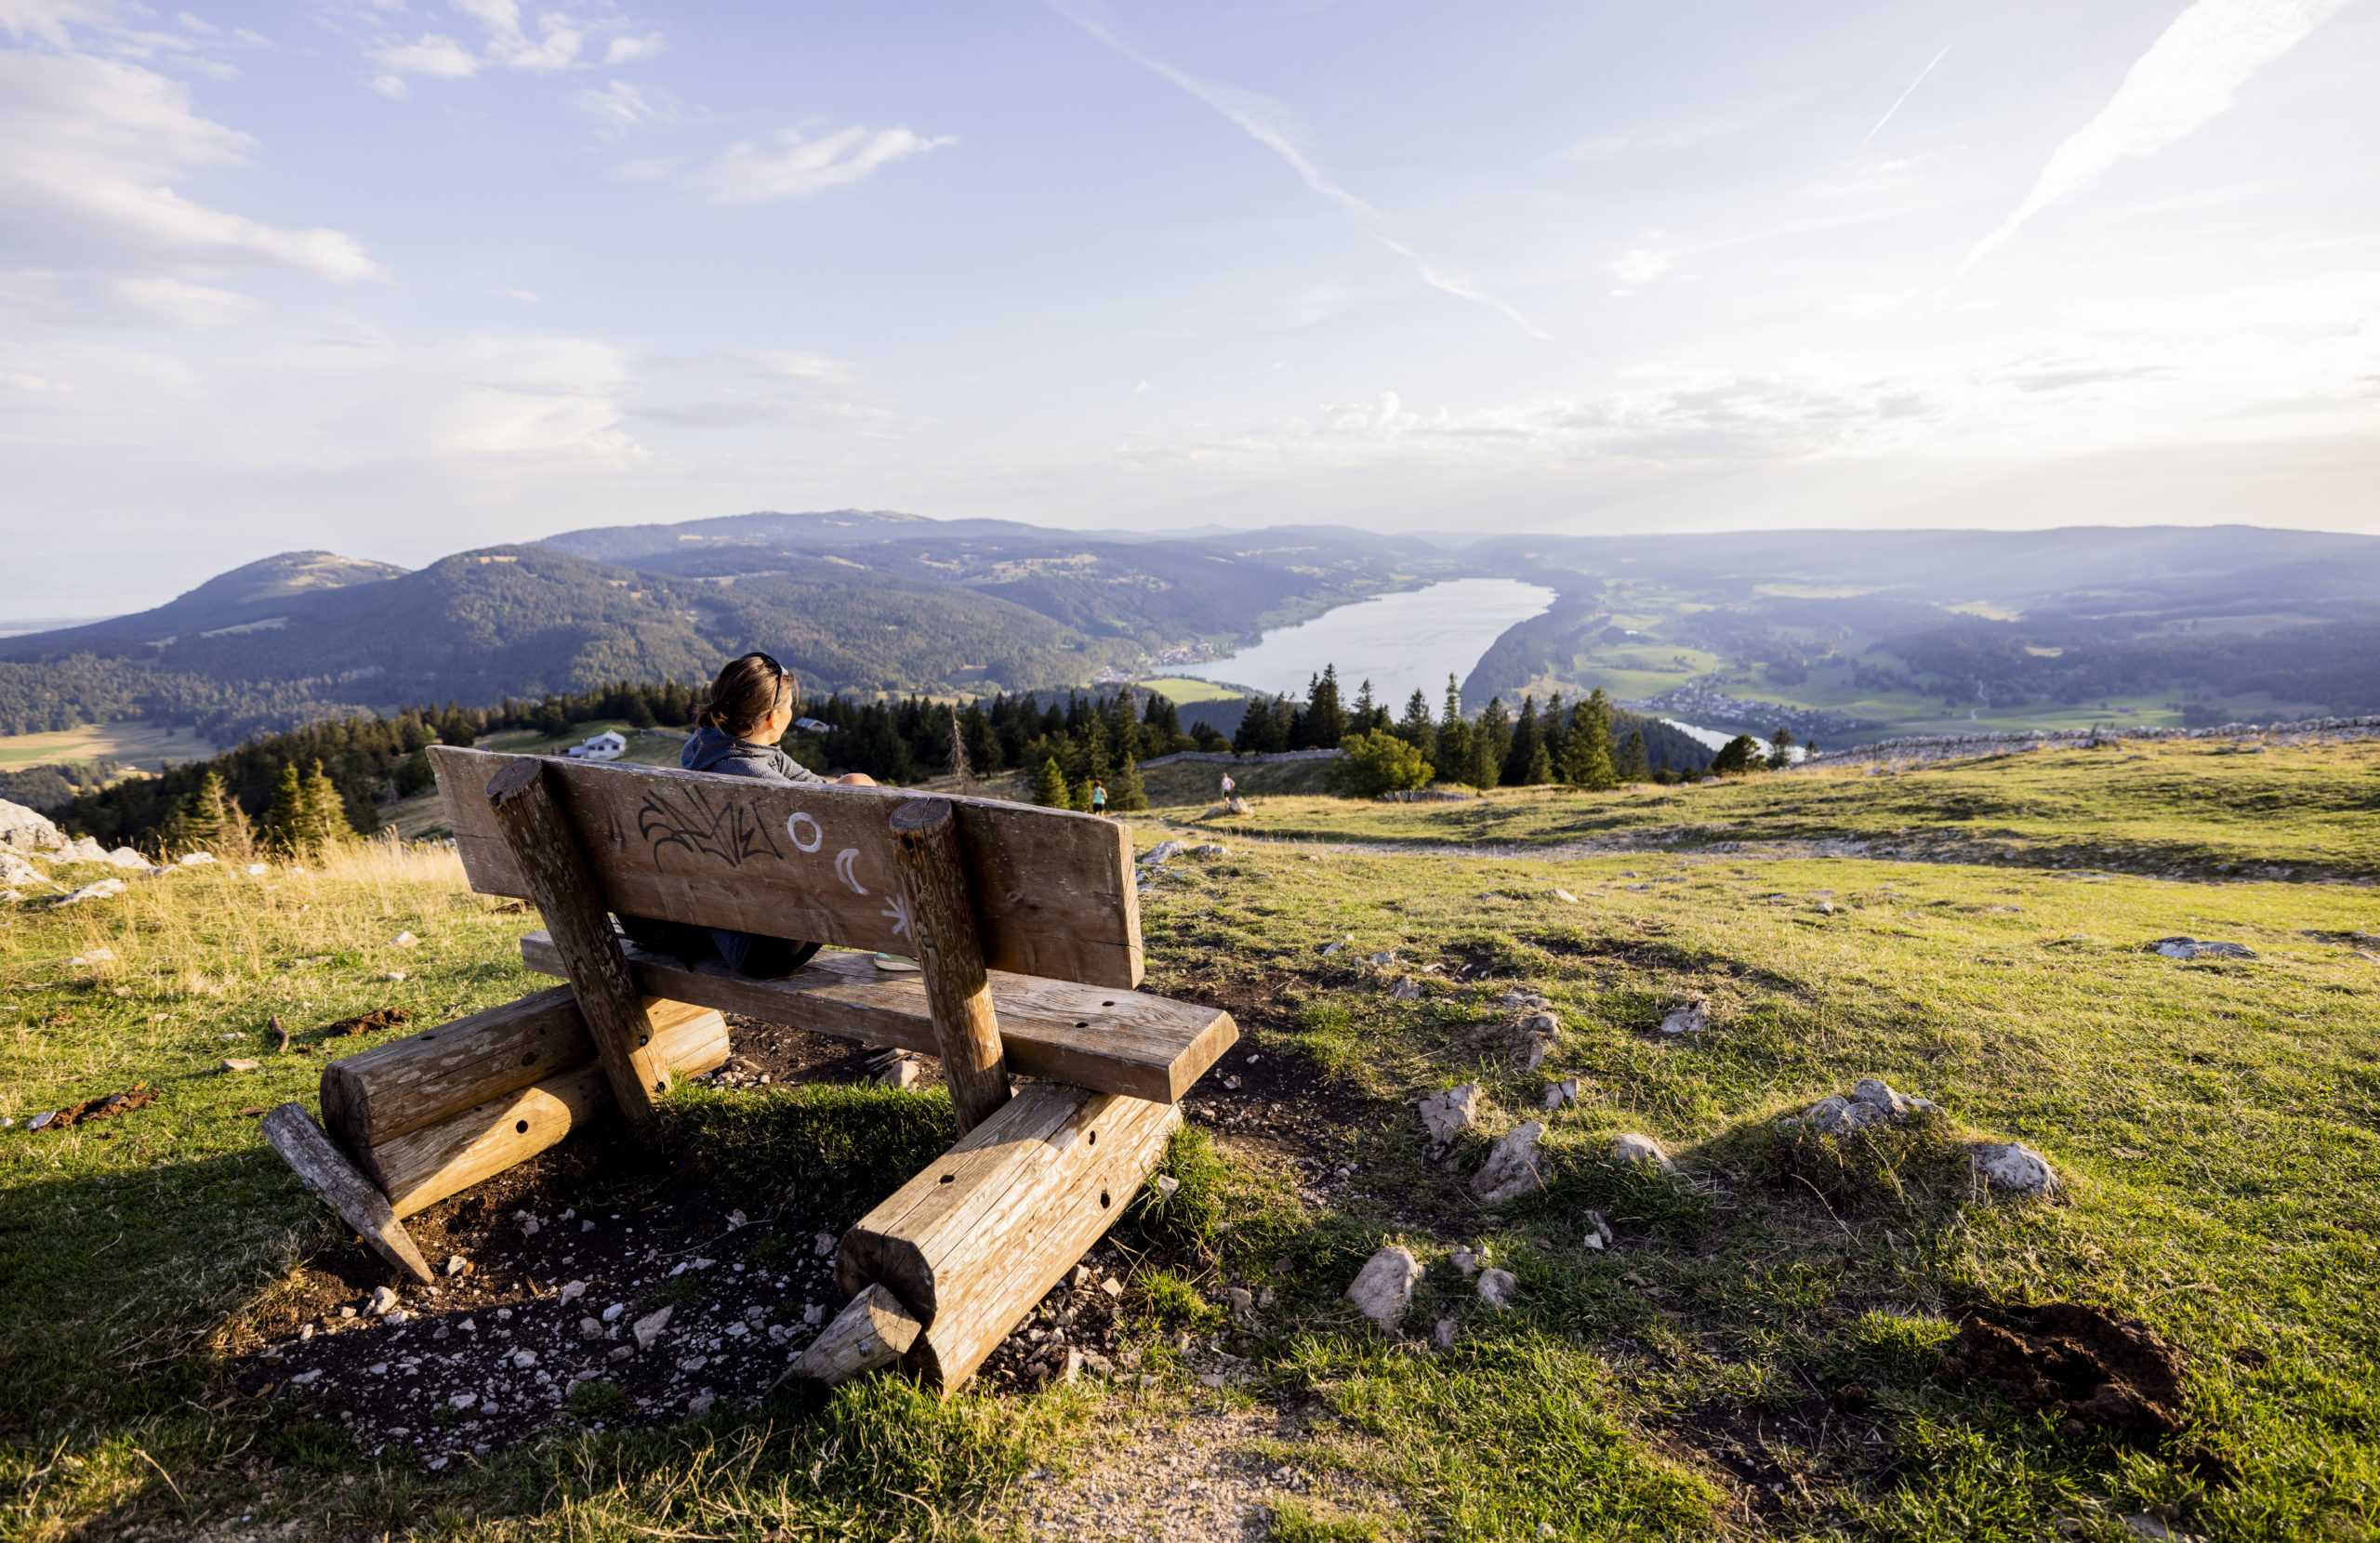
top-left (4, 740), bottom-right (2379, 1540)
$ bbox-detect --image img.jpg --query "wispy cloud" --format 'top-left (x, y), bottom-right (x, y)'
top-left (364, 0), bottom-right (665, 97)
top-left (673, 125), bottom-right (951, 204)
top-left (575, 78), bottom-right (672, 136)
top-left (1961, 0), bottom-right (2350, 274)
top-left (1047, 0), bottom-right (1551, 341)
top-left (1864, 35), bottom-right (1959, 144)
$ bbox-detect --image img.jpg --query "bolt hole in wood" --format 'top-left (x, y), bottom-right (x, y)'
top-left (941, 1174), bottom-right (956, 1184)
top-left (1088, 1129), bottom-right (1098, 1146)
top-left (514, 1119), bottom-right (529, 1134)
top-left (1100, 1189), bottom-right (1112, 1209)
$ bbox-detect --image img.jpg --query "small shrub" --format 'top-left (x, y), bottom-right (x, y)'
top-left (1132, 1268), bottom-right (1224, 1332)
top-left (1327, 731), bottom-right (1434, 798)
top-left (568, 1378), bottom-right (629, 1420)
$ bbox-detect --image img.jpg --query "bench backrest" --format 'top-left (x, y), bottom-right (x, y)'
top-left (427, 746), bottom-right (1144, 989)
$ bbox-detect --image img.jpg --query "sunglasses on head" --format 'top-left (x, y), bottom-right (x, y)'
top-left (750, 652), bottom-right (786, 679)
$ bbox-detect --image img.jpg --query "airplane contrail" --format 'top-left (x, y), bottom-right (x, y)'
top-left (1865, 36), bottom-right (1961, 144)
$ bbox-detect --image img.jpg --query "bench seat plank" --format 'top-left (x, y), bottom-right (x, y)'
top-left (518, 933), bottom-right (1235, 1104)
top-left (430, 746), bottom-right (1144, 989)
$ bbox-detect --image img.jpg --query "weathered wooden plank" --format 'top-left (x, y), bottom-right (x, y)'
top-left (520, 933), bottom-right (1236, 1104)
top-left (890, 798), bottom-right (1010, 1135)
top-left (485, 756), bottom-right (671, 1127)
top-left (837, 1083), bottom-right (1180, 1391)
top-left (322, 991), bottom-right (726, 1154)
top-left (358, 1000), bottom-right (714, 1218)
top-left (429, 745), bottom-right (1144, 990)
top-left (259, 1103), bottom-right (434, 1284)
top-left (773, 1284), bottom-right (923, 1389)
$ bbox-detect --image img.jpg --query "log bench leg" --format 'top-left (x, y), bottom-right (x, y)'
top-left (260, 1104), bottom-right (435, 1285)
top-left (826, 1083), bottom-right (1181, 1391)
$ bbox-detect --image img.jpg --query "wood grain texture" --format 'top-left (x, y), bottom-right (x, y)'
top-left (259, 1102), bottom-right (434, 1284)
top-left (889, 798), bottom-right (1010, 1135)
top-left (484, 756), bottom-right (669, 1126)
top-left (774, 1284), bottom-right (923, 1389)
top-left (355, 997), bottom-right (710, 1220)
top-left (430, 745), bottom-right (1144, 990)
top-left (838, 1083), bottom-right (1180, 1391)
top-left (520, 933), bottom-right (1236, 1103)
top-left (322, 991), bottom-right (725, 1154)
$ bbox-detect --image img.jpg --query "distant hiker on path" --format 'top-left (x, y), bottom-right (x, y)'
top-left (1091, 780), bottom-right (1108, 815)
top-left (1220, 771), bottom-right (1236, 798)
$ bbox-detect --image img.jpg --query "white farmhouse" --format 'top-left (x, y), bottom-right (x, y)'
top-left (566, 730), bottom-right (628, 761)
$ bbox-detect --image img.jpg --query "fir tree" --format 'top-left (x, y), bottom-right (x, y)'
top-left (1503, 696), bottom-right (1544, 785)
top-left (1617, 730), bottom-right (1651, 783)
top-left (1525, 739), bottom-right (1555, 785)
top-left (1564, 689), bottom-right (1618, 790)
top-left (301, 759), bottom-right (354, 852)
top-left (1301, 665), bottom-right (1346, 750)
top-left (1541, 691), bottom-right (1568, 771)
top-left (1109, 757), bottom-right (1149, 812)
top-left (1396, 689), bottom-right (1435, 752)
top-left (182, 772), bottom-right (235, 851)
top-left (1767, 727), bottom-right (1795, 770)
top-left (1435, 675), bottom-right (1471, 784)
top-left (1032, 757), bottom-right (1071, 808)
top-left (267, 762), bottom-right (306, 853)
top-left (1470, 697), bottom-right (1511, 790)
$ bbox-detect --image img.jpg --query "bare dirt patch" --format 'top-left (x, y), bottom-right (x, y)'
top-left (1947, 1300), bottom-right (2188, 1438)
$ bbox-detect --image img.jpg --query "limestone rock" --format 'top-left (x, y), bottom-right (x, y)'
top-left (1472, 1121), bottom-right (1546, 1205)
top-left (0, 852), bottom-right (51, 889)
top-left (2152, 936), bottom-right (2256, 961)
top-left (1450, 1245), bottom-right (1486, 1275)
top-left (1138, 840), bottom-right (1185, 867)
top-left (1434, 1317), bottom-right (1459, 1351)
top-left (632, 1304), bottom-right (674, 1350)
top-left (1542, 1077), bottom-right (1580, 1111)
top-left (1797, 1078), bottom-right (1941, 1136)
top-left (0, 800), bottom-right (65, 852)
top-left (1972, 1141), bottom-right (2059, 1197)
top-left (1390, 976), bottom-right (1424, 1001)
top-left (367, 1286), bottom-right (398, 1316)
top-left (1345, 1246), bottom-right (1423, 1328)
top-left (1417, 1084), bottom-right (1481, 1147)
top-left (1611, 1132), bottom-right (1673, 1172)
top-left (102, 846), bottom-right (149, 870)
top-left (1226, 796), bottom-right (1251, 815)
top-left (1495, 989), bottom-right (1551, 1012)
top-left (1659, 999), bottom-right (1709, 1035)
top-left (56, 877), bottom-right (126, 905)
top-left (1476, 1268), bottom-right (1517, 1310)
top-left (1580, 1210), bottom-right (1613, 1250)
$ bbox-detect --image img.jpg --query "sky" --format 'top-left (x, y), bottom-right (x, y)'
top-left (2, 0), bottom-right (2375, 614)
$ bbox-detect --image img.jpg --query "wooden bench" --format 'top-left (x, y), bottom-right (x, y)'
top-left (262, 745), bottom-right (1236, 1393)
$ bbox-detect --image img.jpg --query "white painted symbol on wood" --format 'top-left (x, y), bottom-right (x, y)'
top-left (881, 894), bottom-right (913, 942)
top-left (834, 848), bottom-right (868, 895)
top-left (786, 812), bottom-right (824, 853)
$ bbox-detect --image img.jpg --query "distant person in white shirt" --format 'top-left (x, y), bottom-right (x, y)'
top-left (1220, 771), bottom-right (1236, 798)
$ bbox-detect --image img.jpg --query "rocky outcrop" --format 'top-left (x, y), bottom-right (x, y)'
top-left (0, 800), bottom-right (66, 853)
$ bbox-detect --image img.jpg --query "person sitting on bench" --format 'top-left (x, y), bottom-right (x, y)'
top-left (620, 652), bottom-right (878, 978)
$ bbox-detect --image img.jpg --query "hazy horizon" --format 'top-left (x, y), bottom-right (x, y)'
top-left (5, 0), bottom-right (2375, 614)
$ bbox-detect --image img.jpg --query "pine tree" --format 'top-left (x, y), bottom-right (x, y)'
top-left (183, 772), bottom-right (234, 851)
top-left (1109, 757), bottom-right (1149, 812)
top-left (1032, 757), bottom-right (1071, 808)
top-left (1435, 675), bottom-right (1471, 784)
top-left (1564, 689), bottom-right (1618, 790)
top-left (1617, 730), bottom-right (1650, 783)
top-left (1525, 740), bottom-right (1555, 785)
top-left (1541, 691), bottom-right (1568, 772)
top-left (1302, 666), bottom-right (1346, 750)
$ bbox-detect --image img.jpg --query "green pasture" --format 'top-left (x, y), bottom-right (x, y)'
top-left (5, 744), bottom-right (2380, 1539)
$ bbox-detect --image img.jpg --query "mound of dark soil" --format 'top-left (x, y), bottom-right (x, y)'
top-left (1947, 1301), bottom-right (2186, 1436)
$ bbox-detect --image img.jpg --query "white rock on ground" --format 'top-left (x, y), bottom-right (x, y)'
top-left (2152, 936), bottom-right (2257, 960)
top-left (1542, 1077), bottom-right (1580, 1110)
top-left (55, 878), bottom-right (126, 905)
top-left (1344, 1246), bottom-right (1424, 1328)
top-left (1435, 1317), bottom-right (1459, 1351)
top-left (1552, 889), bottom-right (1579, 903)
top-left (1790, 1077), bottom-right (1942, 1136)
top-left (1138, 841), bottom-right (1185, 867)
top-left (1659, 999), bottom-right (1709, 1035)
top-left (1390, 976), bottom-right (1424, 1001)
top-left (1580, 1210), bottom-right (1614, 1250)
top-left (1496, 989), bottom-right (1551, 1012)
top-left (1972, 1142), bottom-right (2060, 1197)
top-left (0, 852), bottom-right (51, 889)
top-left (1476, 1268), bottom-right (1518, 1310)
top-left (0, 800), bottom-right (66, 852)
top-left (367, 1286), bottom-right (398, 1315)
top-left (1417, 1084), bottom-right (1481, 1146)
top-left (1611, 1132), bottom-right (1674, 1172)
top-left (1450, 1246), bottom-right (1486, 1275)
top-left (632, 1304), bottom-right (674, 1350)
top-left (1471, 1122), bottom-right (1546, 1205)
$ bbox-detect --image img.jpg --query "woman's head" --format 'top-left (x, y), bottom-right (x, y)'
top-left (700, 653), bottom-right (795, 739)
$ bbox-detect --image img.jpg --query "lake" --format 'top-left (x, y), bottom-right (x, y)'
top-left (1176, 579), bottom-right (1556, 711)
